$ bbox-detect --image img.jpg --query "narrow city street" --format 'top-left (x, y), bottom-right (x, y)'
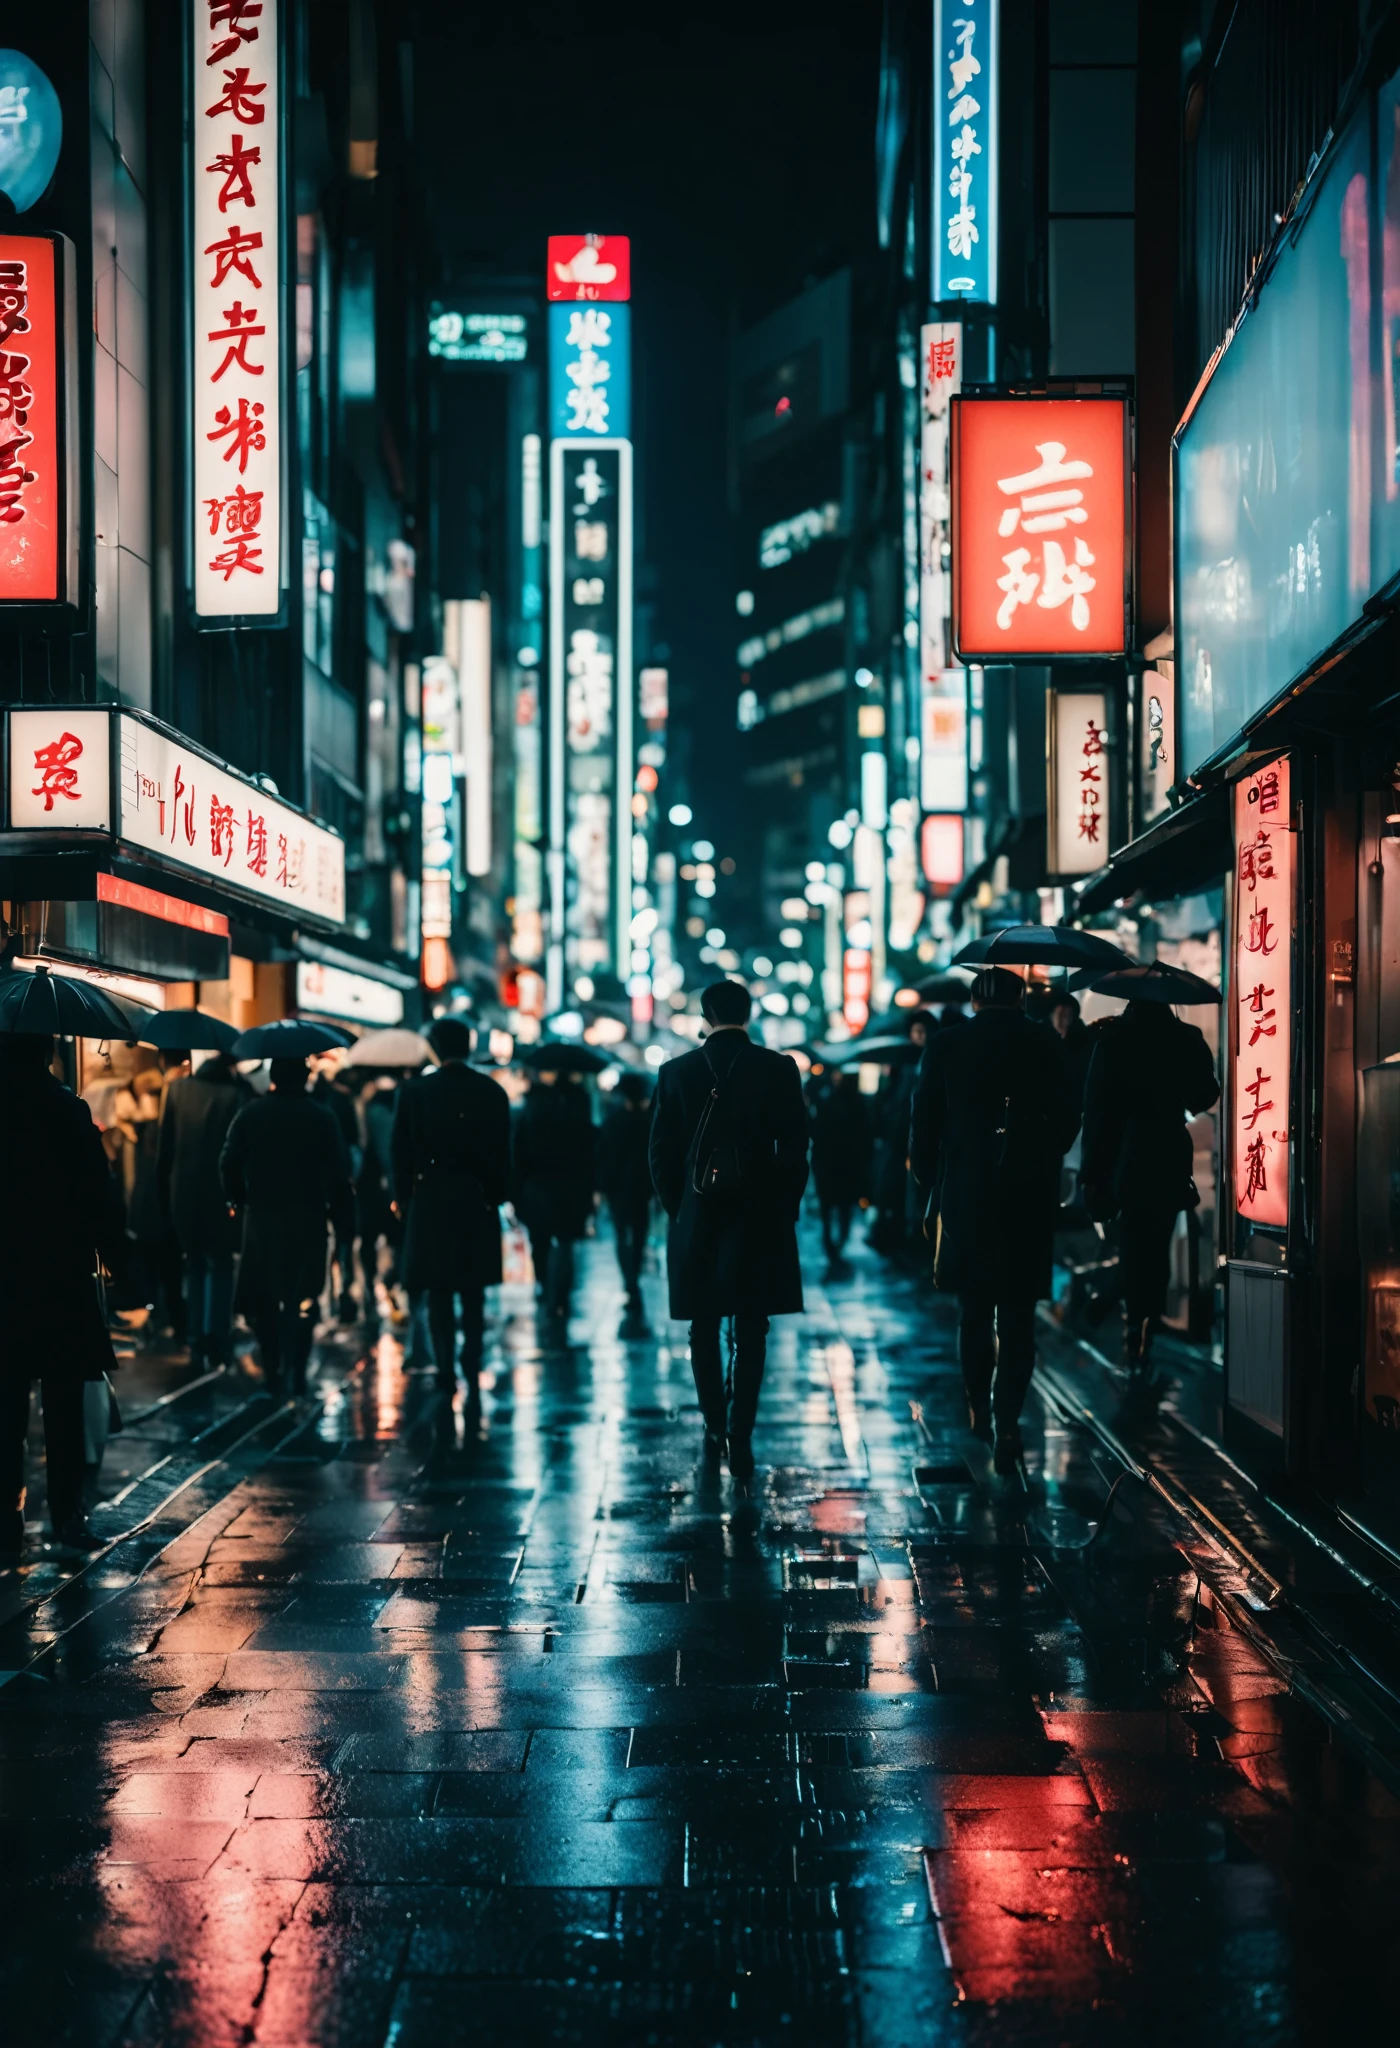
top-left (1, 1227), bottom-right (1395, 2047)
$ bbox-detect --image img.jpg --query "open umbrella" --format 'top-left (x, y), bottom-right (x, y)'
top-left (829, 1034), bottom-right (924, 1066)
top-left (139, 1008), bottom-right (241, 1054)
top-left (953, 925), bottom-right (1128, 970)
top-left (230, 1018), bottom-right (352, 1060)
top-left (518, 1041), bottom-right (608, 1075)
top-left (0, 962), bottom-right (144, 1039)
top-left (343, 1027), bottom-right (434, 1068)
top-left (1069, 960), bottom-right (1221, 1005)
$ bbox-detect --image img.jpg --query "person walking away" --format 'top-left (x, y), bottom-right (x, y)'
top-left (869, 1009), bottom-right (934, 1256)
top-left (810, 1066), bottom-right (872, 1276)
top-left (158, 1048), bottom-right (251, 1366)
top-left (313, 1059), bottom-right (363, 1321)
top-left (357, 1075), bottom-right (401, 1327)
top-left (391, 1018), bottom-right (510, 1398)
top-left (0, 1033), bottom-right (126, 1556)
top-left (1080, 998), bottom-right (1220, 1367)
top-left (1049, 992), bottom-right (1095, 1216)
top-left (597, 1072), bottom-right (654, 1319)
top-left (513, 1068), bottom-right (596, 1323)
top-left (220, 1057), bottom-right (354, 1392)
top-left (649, 979), bottom-right (809, 1479)
top-left (910, 966), bottom-right (1079, 1475)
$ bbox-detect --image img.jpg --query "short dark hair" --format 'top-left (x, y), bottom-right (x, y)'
top-left (428, 1016), bottom-right (475, 1062)
top-left (615, 1072), bottom-right (651, 1104)
top-left (970, 966), bottom-right (1025, 1010)
top-left (701, 979), bottom-right (751, 1026)
top-left (268, 1055), bottom-right (309, 1091)
top-left (0, 1032), bottom-right (53, 1069)
top-left (1051, 992), bottom-right (1081, 1019)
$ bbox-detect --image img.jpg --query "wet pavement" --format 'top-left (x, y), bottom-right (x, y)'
top-left (2, 1226), bottom-right (1398, 2045)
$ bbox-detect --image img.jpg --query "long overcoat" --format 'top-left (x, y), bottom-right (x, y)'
top-left (649, 1033), bottom-right (809, 1320)
top-left (0, 1064), bottom-right (125, 1383)
top-left (597, 1099), bottom-right (654, 1215)
top-left (910, 1007), bottom-right (1078, 1299)
top-left (810, 1080), bottom-right (873, 1207)
top-left (391, 1062), bottom-right (511, 1293)
top-left (1080, 1004), bottom-right (1220, 1220)
top-left (220, 1092), bottom-right (353, 1316)
top-left (158, 1058), bottom-right (251, 1258)
top-left (513, 1081), bottom-right (596, 1243)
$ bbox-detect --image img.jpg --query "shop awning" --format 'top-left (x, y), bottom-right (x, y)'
top-left (1072, 785), bottom-right (1232, 914)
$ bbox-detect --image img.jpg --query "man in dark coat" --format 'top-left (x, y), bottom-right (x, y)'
top-left (391, 1017), bottom-right (510, 1396)
top-left (597, 1072), bottom-right (654, 1317)
top-left (0, 1033), bottom-right (126, 1555)
top-left (1080, 1000), bottom-right (1220, 1365)
top-left (869, 1009), bottom-right (934, 1256)
top-left (809, 1067), bottom-right (872, 1274)
top-left (513, 1070), bottom-right (596, 1321)
top-left (910, 965), bottom-right (1079, 1472)
top-left (158, 1050), bottom-right (251, 1366)
top-left (220, 1057), bottom-right (354, 1392)
top-left (649, 980), bottom-right (809, 1478)
top-left (313, 1063), bottom-right (363, 1322)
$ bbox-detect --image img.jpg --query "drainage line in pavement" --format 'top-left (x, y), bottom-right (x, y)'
top-left (118, 1363), bottom-right (231, 1428)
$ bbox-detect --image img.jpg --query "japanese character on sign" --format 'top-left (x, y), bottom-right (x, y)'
top-left (0, 256), bottom-right (36, 531)
top-left (1242, 982), bottom-right (1277, 1045)
top-left (1242, 1132), bottom-right (1268, 1205)
top-left (1242, 1066), bottom-right (1274, 1131)
top-left (995, 442), bottom-right (1093, 537)
top-left (574, 521), bottom-right (608, 562)
top-left (927, 335), bottom-right (958, 383)
top-left (1077, 716), bottom-right (1105, 842)
top-left (204, 225), bottom-right (263, 289)
top-left (207, 396), bottom-right (266, 473)
top-left (573, 457), bottom-right (607, 509)
top-left (210, 795), bottom-right (235, 865)
top-left (1246, 904), bottom-right (1278, 957)
top-left (246, 809), bottom-right (268, 876)
top-left (206, 67), bottom-right (266, 123)
top-left (1238, 829), bottom-right (1275, 894)
top-left (206, 300), bottom-right (265, 381)
top-left (30, 731), bottom-right (83, 810)
top-left (206, 134), bottom-right (260, 212)
top-left (207, 1), bottom-right (264, 66)
top-left (1232, 757), bottom-right (1291, 1227)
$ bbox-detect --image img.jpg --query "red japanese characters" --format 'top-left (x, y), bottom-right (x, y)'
top-left (0, 235), bottom-right (61, 603)
top-left (1233, 758), bottom-right (1292, 1228)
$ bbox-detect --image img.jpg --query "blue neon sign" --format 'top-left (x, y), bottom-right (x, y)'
top-left (548, 301), bottom-right (630, 441)
top-left (931, 0), bottom-right (998, 307)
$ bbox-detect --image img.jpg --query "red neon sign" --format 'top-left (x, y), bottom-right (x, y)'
top-left (0, 234), bottom-right (61, 603)
top-left (547, 234), bottom-right (631, 302)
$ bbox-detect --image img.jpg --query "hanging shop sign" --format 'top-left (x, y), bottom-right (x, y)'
top-left (843, 947), bottom-right (872, 1033)
top-left (190, 0), bottom-right (284, 624)
top-left (921, 667), bottom-right (968, 812)
top-left (0, 51), bottom-right (63, 216)
top-left (0, 230), bottom-right (77, 604)
top-left (1139, 661), bottom-right (1175, 828)
top-left (548, 301), bottom-right (630, 440)
top-left (921, 813), bottom-right (965, 892)
top-left (297, 958), bottom-right (404, 1028)
top-left (919, 320), bottom-right (960, 680)
top-left (1046, 690), bottom-right (1110, 877)
top-left (931, 0), bottom-right (998, 305)
top-left (951, 395), bottom-right (1131, 659)
top-left (426, 305), bottom-right (529, 364)
top-left (546, 233), bottom-right (631, 302)
top-left (1232, 756), bottom-right (1292, 1231)
top-left (8, 707), bottom-right (110, 828)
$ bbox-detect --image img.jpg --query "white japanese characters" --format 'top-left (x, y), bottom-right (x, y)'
top-left (934, 1), bottom-right (998, 304)
top-left (994, 442), bottom-right (1099, 633)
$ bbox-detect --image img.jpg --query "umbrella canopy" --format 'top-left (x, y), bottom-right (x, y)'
top-left (953, 924), bottom-right (1128, 970)
top-left (518, 1041), bottom-right (608, 1075)
top-left (916, 975), bottom-right (975, 1004)
top-left (0, 963), bottom-right (144, 1040)
top-left (343, 1027), bottom-right (434, 1068)
top-left (1069, 960), bottom-right (1222, 1006)
top-left (230, 1018), bottom-right (352, 1060)
top-left (139, 1008), bottom-right (241, 1054)
top-left (830, 1034), bottom-right (924, 1066)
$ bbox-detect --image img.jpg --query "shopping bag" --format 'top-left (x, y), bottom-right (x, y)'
top-left (501, 1223), bottom-right (534, 1288)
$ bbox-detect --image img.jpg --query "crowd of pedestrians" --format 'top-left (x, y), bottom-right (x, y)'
top-left (0, 947), bottom-right (1221, 1553)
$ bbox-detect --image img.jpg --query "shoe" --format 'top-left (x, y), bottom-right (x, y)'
top-left (967, 1403), bottom-right (994, 1445)
top-left (338, 1291), bottom-right (357, 1325)
top-left (992, 1423), bottom-right (1023, 1476)
top-left (727, 1435), bottom-right (755, 1480)
top-left (50, 1515), bottom-right (105, 1555)
top-left (702, 1425), bottom-right (726, 1463)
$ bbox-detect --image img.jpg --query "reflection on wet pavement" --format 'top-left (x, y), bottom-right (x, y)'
top-left (1, 1230), bottom-right (1397, 2043)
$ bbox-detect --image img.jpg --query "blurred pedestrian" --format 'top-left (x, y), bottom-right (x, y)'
top-left (869, 1009), bottom-right (934, 1256)
top-left (357, 1074), bottom-right (401, 1325)
top-left (0, 1033), bottom-right (126, 1556)
top-left (910, 966), bottom-right (1079, 1474)
top-left (809, 1065), bottom-right (872, 1276)
top-left (158, 1048), bottom-right (251, 1367)
top-left (313, 1058), bottom-right (363, 1322)
top-left (597, 1072), bottom-right (654, 1318)
top-left (1049, 992), bottom-right (1094, 1119)
top-left (115, 1064), bottom-right (187, 1342)
top-left (1080, 999), bottom-right (1220, 1367)
top-left (513, 1067), bottom-right (596, 1322)
top-left (649, 980), bottom-right (809, 1479)
top-left (220, 1057), bottom-right (354, 1393)
top-left (391, 1018), bottom-right (510, 1398)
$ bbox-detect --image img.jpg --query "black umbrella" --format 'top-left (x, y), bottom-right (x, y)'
top-left (518, 1040), bottom-right (608, 1075)
top-left (230, 1018), bottom-right (352, 1059)
top-left (0, 962), bottom-right (144, 1039)
top-left (139, 1008), bottom-right (241, 1054)
top-left (830, 1034), bottom-right (924, 1066)
top-left (1069, 960), bottom-right (1221, 1005)
top-left (953, 924), bottom-right (1128, 970)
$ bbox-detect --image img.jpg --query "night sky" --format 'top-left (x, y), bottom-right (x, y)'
top-left (415, 0), bottom-right (883, 831)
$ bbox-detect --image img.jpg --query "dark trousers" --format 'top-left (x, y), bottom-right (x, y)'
top-left (251, 1305), bottom-right (316, 1393)
top-left (821, 1200), bottom-right (853, 1264)
top-left (538, 1238), bottom-right (574, 1316)
top-left (957, 1285), bottom-right (1038, 1427)
top-left (185, 1252), bottom-right (234, 1364)
top-left (428, 1287), bottom-right (485, 1387)
top-left (689, 1314), bottom-right (770, 1440)
top-left (331, 1231), bottom-right (356, 1302)
top-left (610, 1199), bottom-right (649, 1298)
top-left (139, 1234), bottom-right (188, 1340)
top-left (0, 1377), bottom-right (86, 1529)
top-left (1119, 1208), bottom-right (1178, 1331)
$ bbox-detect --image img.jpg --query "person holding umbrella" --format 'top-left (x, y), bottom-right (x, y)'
top-left (219, 1021), bottom-right (355, 1393)
top-left (512, 1044), bottom-right (600, 1323)
top-left (151, 1011), bottom-right (250, 1368)
top-left (1078, 963), bottom-right (1222, 1368)
top-left (0, 967), bottom-right (132, 1556)
top-left (390, 1017), bottom-right (510, 1399)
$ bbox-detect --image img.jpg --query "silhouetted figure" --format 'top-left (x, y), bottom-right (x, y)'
top-left (597, 1072), bottom-right (654, 1315)
top-left (221, 1057), bottom-right (353, 1393)
top-left (513, 1070), bottom-right (596, 1321)
top-left (649, 980), bottom-right (809, 1478)
top-left (1080, 1000), bottom-right (1220, 1365)
top-left (809, 1067), bottom-right (872, 1275)
top-left (391, 1017), bottom-right (510, 1396)
top-left (911, 966), bottom-right (1079, 1474)
top-left (869, 1009), bottom-right (934, 1255)
top-left (159, 1050), bottom-right (251, 1366)
top-left (313, 1065), bottom-right (363, 1321)
top-left (0, 1033), bottom-right (125, 1556)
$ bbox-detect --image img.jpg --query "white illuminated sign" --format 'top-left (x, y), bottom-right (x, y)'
top-left (297, 959), bottom-right (404, 1027)
top-left (932, 0), bottom-right (998, 305)
top-left (1047, 691), bottom-right (1110, 878)
top-left (758, 502), bottom-right (840, 570)
top-left (191, 0), bottom-right (283, 621)
top-left (8, 709), bottom-right (111, 830)
top-left (427, 309), bottom-right (528, 363)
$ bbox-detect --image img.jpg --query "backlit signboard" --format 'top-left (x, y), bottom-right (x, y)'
top-left (1046, 690), bottom-right (1110, 877)
top-left (547, 234), bottom-right (631, 302)
top-left (8, 708), bottom-right (110, 828)
top-left (932, 0), bottom-right (998, 305)
top-left (0, 231), bottom-right (76, 604)
top-left (921, 814), bottom-right (965, 892)
top-left (549, 302), bottom-right (630, 440)
top-left (191, 0), bottom-right (284, 623)
top-left (952, 396), bottom-right (1130, 659)
top-left (921, 668), bottom-right (968, 812)
top-left (1232, 757), bottom-right (1291, 1230)
top-left (427, 307), bottom-right (528, 363)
